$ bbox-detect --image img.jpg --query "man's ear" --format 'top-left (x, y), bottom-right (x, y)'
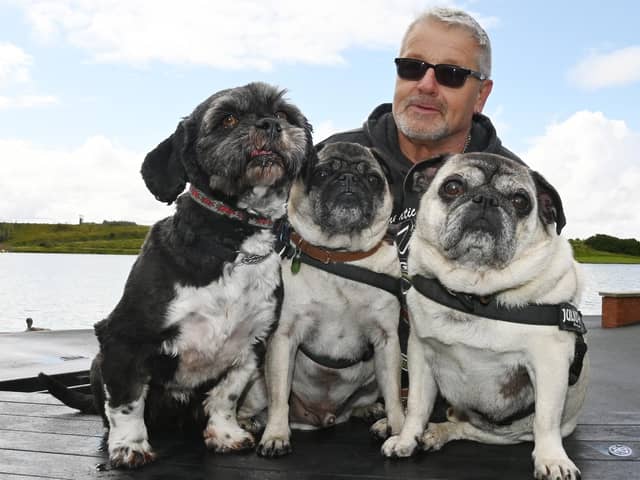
top-left (140, 120), bottom-right (190, 204)
top-left (403, 153), bottom-right (453, 196)
top-left (531, 170), bottom-right (566, 235)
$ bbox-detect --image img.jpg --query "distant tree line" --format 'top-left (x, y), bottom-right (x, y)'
top-left (102, 220), bottom-right (138, 226)
top-left (584, 234), bottom-right (640, 256)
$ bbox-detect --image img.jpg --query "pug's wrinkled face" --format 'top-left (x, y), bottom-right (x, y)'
top-left (413, 154), bottom-right (542, 268)
top-left (304, 142), bottom-right (390, 235)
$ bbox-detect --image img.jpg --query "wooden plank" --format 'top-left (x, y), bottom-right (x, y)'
top-left (571, 424), bottom-right (640, 442)
top-left (2, 417), bottom-right (637, 477)
top-left (0, 414), bottom-right (102, 436)
top-left (0, 391), bottom-right (68, 405)
top-left (0, 430), bottom-right (105, 456)
top-left (2, 442), bottom-right (635, 480)
top-left (0, 401), bottom-right (86, 417)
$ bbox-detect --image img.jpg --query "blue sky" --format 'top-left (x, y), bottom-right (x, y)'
top-left (1, 0), bottom-right (639, 240)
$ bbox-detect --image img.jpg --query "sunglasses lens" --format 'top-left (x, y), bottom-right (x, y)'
top-left (434, 65), bottom-right (467, 88)
top-left (395, 59), bottom-right (426, 81)
top-left (395, 58), bottom-right (472, 88)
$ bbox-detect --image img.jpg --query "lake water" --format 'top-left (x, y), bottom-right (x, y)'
top-left (1, 252), bottom-right (639, 332)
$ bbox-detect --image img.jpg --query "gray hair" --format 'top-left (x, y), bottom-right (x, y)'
top-left (400, 7), bottom-right (492, 78)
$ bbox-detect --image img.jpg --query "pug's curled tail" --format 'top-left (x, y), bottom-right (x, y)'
top-left (38, 372), bottom-right (97, 414)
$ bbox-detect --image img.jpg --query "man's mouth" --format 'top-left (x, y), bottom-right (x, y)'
top-left (408, 103), bottom-right (441, 114)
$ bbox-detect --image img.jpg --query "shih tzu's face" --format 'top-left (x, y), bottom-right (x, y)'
top-left (194, 82), bottom-right (312, 196)
top-left (141, 82), bottom-right (313, 204)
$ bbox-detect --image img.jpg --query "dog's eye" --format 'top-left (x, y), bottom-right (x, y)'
top-left (441, 179), bottom-right (465, 198)
top-left (315, 168), bottom-right (330, 179)
top-left (274, 111), bottom-right (288, 121)
top-left (222, 114), bottom-right (239, 129)
top-left (511, 193), bottom-right (531, 213)
top-left (367, 173), bottom-right (381, 186)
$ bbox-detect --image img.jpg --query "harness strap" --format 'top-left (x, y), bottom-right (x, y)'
top-left (298, 253), bottom-right (402, 297)
top-left (410, 275), bottom-right (586, 334)
top-left (299, 343), bottom-right (375, 370)
top-left (410, 274), bottom-right (587, 389)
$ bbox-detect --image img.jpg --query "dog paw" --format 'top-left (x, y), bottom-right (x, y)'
top-left (109, 441), bottom-right (156, 469)
top-left (352, 402), bottom-right (386, 423)
top-left (203, 424), bottom-right (255, 453)
top-left (533, 453), bottom-right (581, 480)
top-left (256, 436), bottom-right (292, 457)
top-left (370, 418), bottom-right (394, 441)
top-left (238, 416), bottom-right (265, 435)
top-left (420, 423), bottom-right (450, 452)
top-left (381, 435), bottom-right (418, 458)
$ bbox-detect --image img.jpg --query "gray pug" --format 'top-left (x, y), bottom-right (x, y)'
top-left (382, 153), bottom-right (588, 480)
top-left (258, 142), bottom-right (405, 457)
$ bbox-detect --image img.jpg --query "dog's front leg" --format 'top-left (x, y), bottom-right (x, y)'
top-left (370, 334), bottom-right (405, 439)
top-left (202, 356), bottom-right (257, 453)
top-left (529, 349), bottom-right (581, 480)
top-left (257, 329), bottom-right (296, 457)
top-left (381, 331), bottom-right (437, 457)
top-left (104, 383), bottom-right (155, 468)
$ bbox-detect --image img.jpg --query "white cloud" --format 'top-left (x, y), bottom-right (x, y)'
top-left (0, 42), bottom-right (32, 86)
top-left (568, 46), bottom-right (640, 90)
top-left (19, 0), bottom-right (459, 68)
top-left (0, 94), bottom-right (59, 109)
top-left (524, 111), bottom-right (640, 240)
top-left (0, 136), bottom-right (173, 225)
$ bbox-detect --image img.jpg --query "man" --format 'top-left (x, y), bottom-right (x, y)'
top-left (318, 7), bottom-right (523, 391)
top-left (319, 7), bottom-right (522, 269)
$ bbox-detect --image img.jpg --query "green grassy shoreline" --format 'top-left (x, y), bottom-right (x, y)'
top-left (1, 222), bottom-right (639, 264)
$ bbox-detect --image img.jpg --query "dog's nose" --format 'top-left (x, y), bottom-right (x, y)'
top-left (255, 118), bottom-right (282, 136)
top-left (472, 193), bottom-right (499, 208)
top-left (338, 172), bottom-right (355, 191)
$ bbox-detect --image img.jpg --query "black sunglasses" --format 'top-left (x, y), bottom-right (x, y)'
top-left (394, 57), bottom-right (487, 88)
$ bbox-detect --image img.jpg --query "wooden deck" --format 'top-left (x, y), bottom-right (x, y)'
top-left (0, 316), bottom-right (639, 479)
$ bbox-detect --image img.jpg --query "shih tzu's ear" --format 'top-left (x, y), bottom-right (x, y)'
top-left (300, 119), bottom-right (316, 179)
top-left (531, 170), bottom-right (566, 235)
top-left (403, 153), bottom-right (453, 196)
top-left (140, 120), bottom-right (191, 204)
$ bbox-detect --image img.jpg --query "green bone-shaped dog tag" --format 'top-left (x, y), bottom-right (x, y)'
top-left (291, 251), bottom-right (301, 274)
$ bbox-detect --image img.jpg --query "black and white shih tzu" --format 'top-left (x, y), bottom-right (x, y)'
top-left (39, 82), bottom-right (313, 469)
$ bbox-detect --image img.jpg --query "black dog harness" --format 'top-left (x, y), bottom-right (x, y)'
top-left (275, 221), bottom-right (403, 298)
top-left (410, 274), bottom-right (587, 386)
top-left (274, 221), bottom-right (401, 369)
top-left (411, 274), bottom-right (587, 426)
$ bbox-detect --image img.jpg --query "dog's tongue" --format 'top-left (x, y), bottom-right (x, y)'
top-left (250, 149), bottom-right (273, 157)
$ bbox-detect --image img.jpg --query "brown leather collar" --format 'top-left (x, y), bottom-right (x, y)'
top-left (289, 230), bottom-right (384, 264)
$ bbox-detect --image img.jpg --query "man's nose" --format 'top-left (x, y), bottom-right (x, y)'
top-left (416, 67), bottom-right (439, 92)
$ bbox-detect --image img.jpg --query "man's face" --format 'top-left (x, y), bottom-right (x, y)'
top-left (392, 19), bottom-right (493, 145)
